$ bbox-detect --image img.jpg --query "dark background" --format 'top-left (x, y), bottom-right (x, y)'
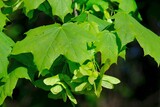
top-left (3, 0), bottom-right (160, 107)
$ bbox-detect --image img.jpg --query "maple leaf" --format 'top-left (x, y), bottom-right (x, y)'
top-left (0, 32), bottom-right (14, 78)
top-left (12, 23), bottom-right (96, 73)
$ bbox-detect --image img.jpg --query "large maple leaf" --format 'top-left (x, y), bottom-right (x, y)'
top-left (12, 23), bottom-right (96, 73)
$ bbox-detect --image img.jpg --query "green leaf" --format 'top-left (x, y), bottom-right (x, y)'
top-left (79, 22), bottom-right (99, 36)
top-left (114, 12), bottom-right (160, 65)
top-left (112, 0), bottom-right (137, 13)
top-left (134, 26), bottom-right (160, 66)
top-left (0, 67), bottom-right (30, 105)
top-left (12, 23), bottom-right (95, 73)
top-left (0, 0), bottom-right (3, 7)
top-left (88, 14), bottom-right (111, 31)
top-left (102, 75), bottom-right (120, 84)
top-left (71, 12), bottom-right (88, 22)
top-left (95, 30), bottom-right (118, 64)
top-left (44, 75), bottom-right (60, 86)
top-left (22, 0), bottom-right (45, 14)
top-left (4, 67), bottom-right (30, 94)
top-left (72, 13), bottom-right (111, 31)
top-left (118, 49), bottom-right (126, 59)
top-left (48, 0), bottom-right (72, 21)
top-left (0, 74), bottom-right (17, 105)
top-left (86, 0), bottom-right (109, 11)
top-left (114, 12), bottom-right (135, 47)
top-left (120, 0), bottom-right (137, 13)
top-left (0, 11), bottom-right (6, 30)
top-left (0, 32), bottom-right (14, 78)
top-left (50, 84), bottom-right (63, 94)
top-left (38, 1), bottom-right (52, 16)
top-left (13, 67), bottom-right (31, 80)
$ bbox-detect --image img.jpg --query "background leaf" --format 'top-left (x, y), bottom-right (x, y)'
top-left (48, 0), bottom-right (72, 21)
top-left (0, 32), bottom-right (14, 78)
top-left (0, 11), bottom-right (6, 31)
top-left (23, 0), bottom-right (45, 14)
top-left (116, 0), bottom-right (137, 13)
top-left (0, 67), bottom-right (30, 105)
top-left (0, 0), bottom-right (3, 6)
